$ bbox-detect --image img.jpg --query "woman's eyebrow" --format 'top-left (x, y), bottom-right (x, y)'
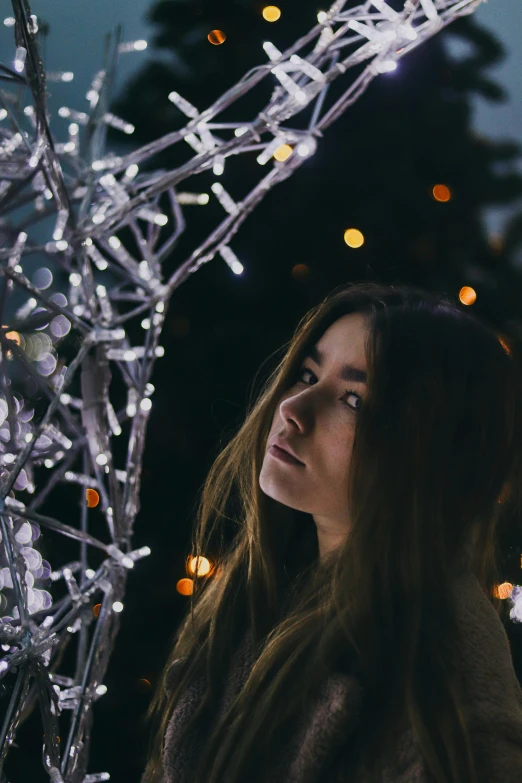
top-left (304, 345), bottom-right (367, 384)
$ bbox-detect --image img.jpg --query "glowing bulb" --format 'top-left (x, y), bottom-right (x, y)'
top-left (112, 602), bottom-right (123, 612)
top-left (317, 11), bottom-right (328, 23)
top-left (273, 144), bottom-right (293, 162)
top-left (96, 453), bottom-right (108, 466)
top-left (140, 398), bottom-right (152, 411)
top-left (125, 164), bottom-right (139, 179)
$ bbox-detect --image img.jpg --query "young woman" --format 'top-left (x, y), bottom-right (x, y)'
top-left (141, 281), bottom-right (522, 783)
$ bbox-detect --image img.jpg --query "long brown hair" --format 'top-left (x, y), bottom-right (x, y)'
top-left (141, 281), bottom-right (522, 783)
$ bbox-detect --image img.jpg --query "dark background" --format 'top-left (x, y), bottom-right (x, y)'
top-left (3, 2), bottom-right (522, 781)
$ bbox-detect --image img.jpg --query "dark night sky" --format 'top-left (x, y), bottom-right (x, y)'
top-left (1, 0), bottom-right (521, 234)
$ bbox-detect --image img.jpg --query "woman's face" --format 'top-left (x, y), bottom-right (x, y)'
top-left (259, 312), bottom-right (369, 560)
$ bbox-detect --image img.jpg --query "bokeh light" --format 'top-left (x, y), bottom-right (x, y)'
top-left (343, 228), bottom-right (364, 248)
top-left (432, 184), bottom-right (451, 202)
top-left (495, 582), bottom-right (513, 600)
top-left (273, 144), bottom-right (293, 161)
top-left (291, 263), bottom-right (310, 281)
top-left (208, 30), bottom-right (226, 45)
top-left (188, 555), bottom-right (211, 576)
top-left (93, 603), bottom-right (101, 618)
top-left (86, 488), bottom-right (100, 508)
top-left (262, 6), bottom-right (282, 21)
top-left (458, 286), bottom-right (476, 306)
top-left (3, 329), bottom-right (21, 346)
top-left (176, 578), bottom-right (194, 596)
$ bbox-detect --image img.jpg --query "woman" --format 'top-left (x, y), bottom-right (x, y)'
top-left (141, 281), bottom-right (522, 783)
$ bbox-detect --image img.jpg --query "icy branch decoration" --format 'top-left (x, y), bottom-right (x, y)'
top-left (0, 0), bottom-right (484, 780)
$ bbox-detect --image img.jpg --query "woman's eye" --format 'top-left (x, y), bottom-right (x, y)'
top-left (295, 366), bottom-right (361, 411)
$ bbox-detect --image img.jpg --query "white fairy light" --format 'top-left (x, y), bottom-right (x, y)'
top-left (118, 40), bottom-right (148, 53)
top-left (14, 46), bottom-right (27, 73)
top-left (123, 163), bottom-right (139, 180)
top-left (219, 245), bottom-right (244, 275)
top-left (262, 41), bottom-right (283, 61)
top-left (213, 154), bottom-right (225, 176)
top-left (168, 91), bottom-right (199, 119)
top-left (289, 54), bottom-right (325, 82)
top-left (211, 182), bottom-right (240, 215)
top-left (420, 0), bottom-right (439, 20)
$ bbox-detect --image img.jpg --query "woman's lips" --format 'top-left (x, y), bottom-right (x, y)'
top-left (269, 444), bottom-right (304, 466)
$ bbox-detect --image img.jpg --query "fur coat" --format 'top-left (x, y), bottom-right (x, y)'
top-left (153, 569), bottom-right (522, 783)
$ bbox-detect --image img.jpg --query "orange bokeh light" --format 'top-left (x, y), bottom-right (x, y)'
top-left (86, 488), bottom-right (100, 508)
top-left (3, 329), bottom-right (21, 345)
top-left (458, 286), bottom-right (476, 306)
top-left (262, 6), bottom-right (282, 21)
top-left (176, 578), bottom-right (194, 596)
top-left (208, 30), bottom-right (226, 45)
top-left (432, 184), bottom-right (451, 202)
top-left (93, 603), bottom-right (101, 618)
top-left (291, 263), bottom-right (310, 280)
top-left (494, 582), bottom-right (513, 600)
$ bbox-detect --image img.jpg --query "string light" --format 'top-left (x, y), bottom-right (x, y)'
top-left (273, 144), bottom-right (293, 161)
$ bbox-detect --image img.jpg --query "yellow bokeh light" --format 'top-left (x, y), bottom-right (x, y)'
top-left (343, 228), bottom-right (364, 248)
top-left (208, 30), bottom-right (226, 45)
top-left (458, 286), bottom-right (476, 306)
top-left (188, 555), bottom-right (211, 577)
top-left (262, 5), bottom-right (282, 21)
top-left (432, 184), bottom-right (451, 202)
top-left (273, 144), bottom-right (293, 162)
